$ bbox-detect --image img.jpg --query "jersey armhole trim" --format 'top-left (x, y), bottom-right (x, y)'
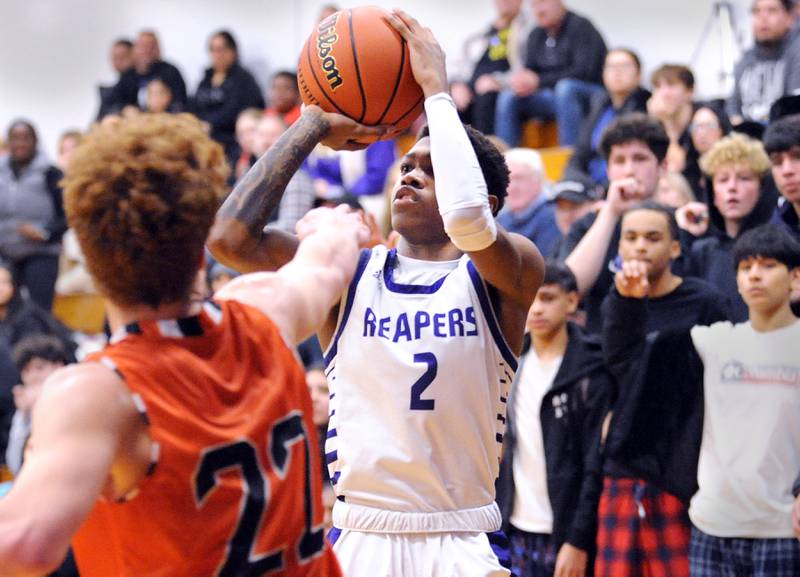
top-left (97, 356), bottom-right (161, 503)
top-left (466, 260), bottom-right (518, 372)
top-left (323, 248), bottom-right (372, 368)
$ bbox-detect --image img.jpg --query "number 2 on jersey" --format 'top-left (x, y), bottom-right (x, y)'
top-left (410, 352), bottom-right (437, 410)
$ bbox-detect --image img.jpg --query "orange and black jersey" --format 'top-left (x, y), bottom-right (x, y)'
top-left (72, 299), bottom-right (341, 577)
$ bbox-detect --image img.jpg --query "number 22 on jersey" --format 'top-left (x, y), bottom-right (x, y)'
top-left (194, 410), bottom-right (324, 576)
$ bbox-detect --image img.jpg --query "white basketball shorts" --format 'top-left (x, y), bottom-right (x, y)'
top-left (328, 527), bottom-right (512, 577)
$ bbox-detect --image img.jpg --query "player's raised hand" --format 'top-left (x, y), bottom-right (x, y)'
top-left (614, 259), bottom-right (650, 299)
top-left (295, 205), bottom-right (371, 247)
top-left (302, 104), bottom-right (388, 151)
top-left (386, 9), bottom-right (447, 97)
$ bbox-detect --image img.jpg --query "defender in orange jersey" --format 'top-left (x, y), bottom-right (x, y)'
top-left (0, 112), bottom-right (384, 576)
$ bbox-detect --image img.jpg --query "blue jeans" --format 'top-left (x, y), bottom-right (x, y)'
top-left (495, 78), bottom-right (604, 147)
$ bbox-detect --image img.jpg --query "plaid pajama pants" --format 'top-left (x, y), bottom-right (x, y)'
top-left (595, 477), bottom-right (690, 577)
top-left (690, 526), bottom-right (800, 577)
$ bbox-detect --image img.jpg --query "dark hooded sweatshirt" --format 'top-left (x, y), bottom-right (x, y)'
top-left (686, 180), bottom-right (777, 322)
top-left (497, 323), bottom-right (612, 557)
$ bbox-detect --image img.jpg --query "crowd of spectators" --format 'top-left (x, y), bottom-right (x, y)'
top-left (2, 1), bottom-right (800, 576)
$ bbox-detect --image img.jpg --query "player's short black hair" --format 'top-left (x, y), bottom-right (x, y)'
top-left (600, 113), bottom-right (670, 162)
top-left (417, 124), bottom-right (510, 213)
top-left (12, 334), bottom-right (71, 373)
top-left (763, 114), bottom-right (800, 155)
top-left (113, 38), bottom-right (133, 49)
top-left (542, 262), bottom-right (578, 293)
top-left (623, 200), bottom-right (680, 241)
top-left (733, 224), bottom-right (800, 270)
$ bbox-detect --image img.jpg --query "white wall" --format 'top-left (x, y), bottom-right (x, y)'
top-left (0, 0), bottom-right (752, 158)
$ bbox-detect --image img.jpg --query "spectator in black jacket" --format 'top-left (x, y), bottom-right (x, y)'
top-left (685, 133), bottom-right (777, 322)
top-left (494, 0), bottom-right (607, 146)
top-left (192, 30), bottom-right (265, 167)
top-left (497, 263), bottom-right (611, 577)
top-left (96, 38), bottom-right (134, 119)
top-left (104, 30), bottom-right (188, 116)
top-left (604, 225), bottom-right (800, 577)
top-left (564, 48), bottom-right (650, 187)
top-left (596, 202), bottom-right (729, 577)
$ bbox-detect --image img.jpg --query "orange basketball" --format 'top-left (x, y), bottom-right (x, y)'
top-left (297, 6), bottom-right (424, 132)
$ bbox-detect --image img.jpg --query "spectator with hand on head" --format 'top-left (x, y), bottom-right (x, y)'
top-left (561, 113), bottom-right (669, 333)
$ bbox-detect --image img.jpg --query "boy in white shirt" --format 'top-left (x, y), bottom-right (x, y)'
top-left (604, 224), bottom-right (800, 577)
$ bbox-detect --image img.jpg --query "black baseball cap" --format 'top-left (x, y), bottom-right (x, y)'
top-left (549, 174), bottom-right (601, 204)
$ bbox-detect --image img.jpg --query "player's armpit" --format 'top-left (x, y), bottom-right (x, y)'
top-left (0, 364), bottom-right (137, 575)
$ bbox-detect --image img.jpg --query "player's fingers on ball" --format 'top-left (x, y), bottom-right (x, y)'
top-left (392, 8), bottom-right (418, 29)
top-left (386, 12), bottom-right (411, 37)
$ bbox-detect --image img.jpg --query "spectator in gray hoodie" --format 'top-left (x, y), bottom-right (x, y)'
top-left (0, 120), bottom-right (66, 311)
top-left (727, 0), bottom-right (800, 124)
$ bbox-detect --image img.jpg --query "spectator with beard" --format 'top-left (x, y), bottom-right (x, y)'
top-left (727, 0), bottom-right (800, 124)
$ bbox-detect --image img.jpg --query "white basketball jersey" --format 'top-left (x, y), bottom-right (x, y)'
top-left (324, 245), bottom-right (518, 533)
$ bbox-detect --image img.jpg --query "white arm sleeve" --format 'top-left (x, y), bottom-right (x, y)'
top-left (424, 92), bottom-right (497, 252)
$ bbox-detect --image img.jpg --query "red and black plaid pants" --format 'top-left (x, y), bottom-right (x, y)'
top-left (595, 477), bottom-right (690, 577)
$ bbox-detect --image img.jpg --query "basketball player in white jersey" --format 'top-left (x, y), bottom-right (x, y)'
top-left (209, 10), bottom-right (544, 576)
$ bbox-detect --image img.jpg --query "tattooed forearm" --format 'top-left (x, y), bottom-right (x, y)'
top-left (217, 109), bottom-right (330, 239)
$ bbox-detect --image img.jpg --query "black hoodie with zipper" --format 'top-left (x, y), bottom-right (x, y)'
top-left (496, 322), bottom-right (612, 559)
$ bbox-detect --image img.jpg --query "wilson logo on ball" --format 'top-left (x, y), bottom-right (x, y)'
top-left (317, 14), bottom-right (343, 90)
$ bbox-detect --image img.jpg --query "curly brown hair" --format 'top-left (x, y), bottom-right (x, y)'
top-left (62, 113), bottom-right (229, 308)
